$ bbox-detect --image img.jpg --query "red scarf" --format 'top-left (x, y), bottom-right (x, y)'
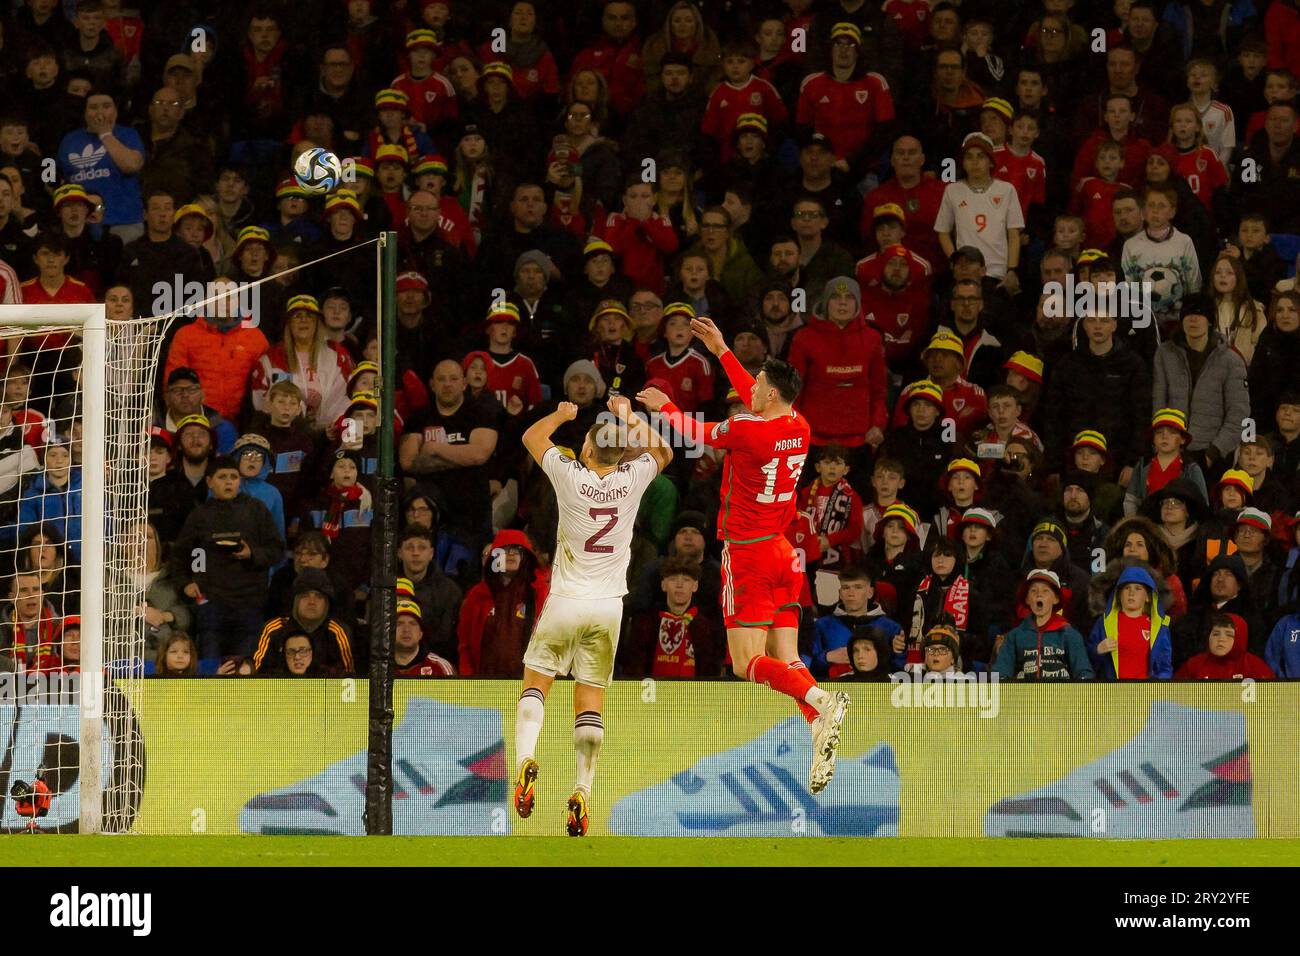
top-left (367, 125), bottom-right (422, 165)
top-left (907, 575), bottom-right (970, 663)
top-left (4, 606), bottom-right (61, 672)
top-left (321, 483), bottom-right (365, 540)
top-left (1146, 454), bottom-right (1184, 497)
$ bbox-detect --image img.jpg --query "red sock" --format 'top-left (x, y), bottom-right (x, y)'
top-left (747, 656), bottom-right (820, 723)
top-left (786, 662), bottom-right (821, 723)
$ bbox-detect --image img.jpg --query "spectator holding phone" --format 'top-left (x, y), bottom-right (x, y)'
top-left (172, 456), bottom-right (284, 663)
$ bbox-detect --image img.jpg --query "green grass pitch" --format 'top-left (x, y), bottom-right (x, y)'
top-left (1, 837), bottom-right (1297, 867)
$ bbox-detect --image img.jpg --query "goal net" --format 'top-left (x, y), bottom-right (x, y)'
top-left (0, 304), bottom-right (161, 834)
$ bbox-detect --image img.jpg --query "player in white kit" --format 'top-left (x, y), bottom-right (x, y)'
top-left (513, 395), bottom-right (671, 835)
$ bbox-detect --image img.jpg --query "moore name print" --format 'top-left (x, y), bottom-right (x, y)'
top-left (49, 887), bottom-right (152, 937)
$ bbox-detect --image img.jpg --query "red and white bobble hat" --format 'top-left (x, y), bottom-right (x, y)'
top-left (1236, 507), bottom-right (1272, 533)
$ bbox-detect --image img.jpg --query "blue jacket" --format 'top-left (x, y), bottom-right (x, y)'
top-left (1086, 564), bottom-right (1174, 679)
top-left (995, 613), bottom-right (1094, 680)
top-left (16, 469), bottom-right (83, 561)
top-left (1265, 613), bottom-right (1300, 678)
top-left (804, 603), bottom-right (901, 676)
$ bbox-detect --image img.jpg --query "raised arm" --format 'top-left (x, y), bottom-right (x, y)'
top-left (521, 402), bottom-right (579, 465)
top-left (608, 395), bottom-right (672, 473)
top-left (690, 315), bottom-right (755, 405)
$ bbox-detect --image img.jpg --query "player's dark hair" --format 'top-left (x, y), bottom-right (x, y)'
top-left (761, 358), bottom-right (800, 404)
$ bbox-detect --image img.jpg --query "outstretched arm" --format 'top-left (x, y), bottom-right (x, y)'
top-left (522, 402), bottom-right (579, 465)
top-left (691, 315), bottom-right (755, 407)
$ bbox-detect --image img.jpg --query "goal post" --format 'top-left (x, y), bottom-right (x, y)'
top-left (0, 303), bottom-right (163, 834)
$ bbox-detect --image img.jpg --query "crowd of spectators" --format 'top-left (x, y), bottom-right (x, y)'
top-left (3, 0), bottom-right (1300, 682)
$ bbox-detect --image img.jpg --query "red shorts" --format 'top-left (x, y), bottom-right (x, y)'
top-left (720, 537), bottom-right (803, 629)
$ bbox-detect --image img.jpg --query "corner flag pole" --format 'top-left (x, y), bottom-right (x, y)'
top-left (365, 231), bottom-right (399, 835)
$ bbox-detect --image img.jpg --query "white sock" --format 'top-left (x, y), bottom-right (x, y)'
top-left (804, 685), bottom-right (831, 714)
top-left (515, 688), bottom-right (545, 768)
top-left (573, 711), bottom-right (604, 797)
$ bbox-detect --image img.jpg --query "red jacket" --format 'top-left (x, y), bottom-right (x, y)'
top-left (457, 530), bottom-right (550, 676)
top-left (570, 36), bottom-right (646, 116)
top-left (787, 314), bottom-right (888, 446)
top-left (164, 318), bottom-right (270, 420)
top-left (595, 210), bottom-right (678, 296)
top-left (857, 249), bottom-right (934, 365)
top-left (1175, 615), bottom-right (1274, 680)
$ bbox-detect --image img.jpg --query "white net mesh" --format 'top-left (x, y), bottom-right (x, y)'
top-left (0, 310), bottom-right (166, 833)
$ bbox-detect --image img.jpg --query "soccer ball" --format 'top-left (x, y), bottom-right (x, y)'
top-left (294, 147), bottom-right (343, 194)
top-left (1142, 266), bottom-right (1183, 315)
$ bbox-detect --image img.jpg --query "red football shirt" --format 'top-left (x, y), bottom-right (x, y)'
top-left (1171, 146), bottom-right (1227, 210)
top-left (797, 71), bottom-right (894, 161)
top-left (483, 351), bottom-right (543, 411)
top-left (992, 145), bottom-right (1047, 220)
top-left (702, 75), bottom-right (788, 164)
top-left (644, 347), bottom-right (714, 414)
top-left (660, 352), bottom-right (810, 542)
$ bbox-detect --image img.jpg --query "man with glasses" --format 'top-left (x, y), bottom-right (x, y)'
top-left (915, 47), bottom-right (986, 162)
top-left (936, 278), bottom-right (1006, 389)
top-left (627, 289), bottom-right (664, 361)
top-left (790, 198), bottom-right (855, 297)
top-left (789, 130), bottom-right (861, 248)
top-left (136, 86), bottom-right (212, 205)
top-left (253, 568), bottom-right (355, 675)
top-left (687, 206), bottom-right (763, 308)
top-left (306, 45), bottom-right (369, 145)
top-left (155, 367), bottom-right (237, 455)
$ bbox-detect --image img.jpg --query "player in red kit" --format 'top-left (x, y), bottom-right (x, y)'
top-left (638, 316), bottom-right (850, 793)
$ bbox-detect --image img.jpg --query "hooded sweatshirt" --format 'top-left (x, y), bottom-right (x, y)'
top-left (995, 610), bottom-right (1094, 680)
top-left (1175, 612), bottom-right (1274, 679)
top-left (457, 529), bottom-right (550, 676)
top-left (1087, 564), bottom-right (1174, 679)
top-left (807, 602), bottom-right (901, 678)
top-left (1264, 610), bottom-right (1300, 678)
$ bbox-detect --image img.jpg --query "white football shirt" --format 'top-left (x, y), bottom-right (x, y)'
top-left (934, 178), bottom-right (1026, 279)
top-left (542, 446), bottom-right (659, 600)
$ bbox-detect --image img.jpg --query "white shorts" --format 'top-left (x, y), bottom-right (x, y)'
top-left (522, 594), bottom-right (624, 688)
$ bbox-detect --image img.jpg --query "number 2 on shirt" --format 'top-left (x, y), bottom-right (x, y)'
top-left (756, 453), bottom-right (807, 503)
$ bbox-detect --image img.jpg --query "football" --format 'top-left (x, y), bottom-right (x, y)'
top-left (293, 147), bottom-right (344, 194)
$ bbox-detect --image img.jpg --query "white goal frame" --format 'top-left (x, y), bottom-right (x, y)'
top-left (0, 304), bottom-right (107, 833)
